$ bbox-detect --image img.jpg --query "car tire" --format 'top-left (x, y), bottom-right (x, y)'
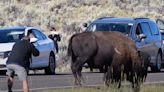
top-left (151, 52), bottom-right (161, 72)
top-left (45, 53), bottom-right (56, 75)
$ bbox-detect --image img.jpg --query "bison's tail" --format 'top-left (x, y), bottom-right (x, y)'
top-left (67, 37), bottom-right (72, 57)
top-left (67, 34), bottom-right (76, 57)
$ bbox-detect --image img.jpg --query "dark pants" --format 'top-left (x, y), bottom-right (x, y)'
top-left (54, 41), bottom-right (58, 53)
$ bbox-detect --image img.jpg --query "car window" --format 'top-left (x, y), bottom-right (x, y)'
top-left (136, 23), bottom-right (143, 35)
top-left (96, 23), bottom-right (110, 31)
top-left (85, 24), bottom-right (93, 32)
top-left (41, 32), bottom-right (47, 39)
top-left (140, 22), bottom-right (152, 36)
top-left (32, 29), bottom-right (46, 40)
top-left (0, 30), bottom-right (24, 43)
top-left (86, 23), bottom-right (131, 34)
top-left (149, 22), bottom-right (159, 35)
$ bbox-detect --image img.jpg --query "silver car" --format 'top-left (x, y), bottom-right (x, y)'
top-left (86, 17), bottom-right (163, 72)
top-left (0, 27), bottom-right (56, 75)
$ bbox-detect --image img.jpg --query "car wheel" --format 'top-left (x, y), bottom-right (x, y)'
top-left (151, 52), bottom-right (161, 72)
top-left (45, 54), bottom-right (56, 75)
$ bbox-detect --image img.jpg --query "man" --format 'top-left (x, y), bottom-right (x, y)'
top-left (6, 31), bottom-right (40, 92)
top-left (48, 26), bottom-right (61, 53)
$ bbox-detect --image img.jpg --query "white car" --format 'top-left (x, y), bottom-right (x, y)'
top-left (0, 27), bottom-right (56, 75)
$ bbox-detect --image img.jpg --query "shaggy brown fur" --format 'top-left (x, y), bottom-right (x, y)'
top-left (68, 31), bottom-right (146, 89)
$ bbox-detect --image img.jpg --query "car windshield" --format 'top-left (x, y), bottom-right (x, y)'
top-left (87, 22), bottom-right (133, 34)
top-left (0, 29), bottom-right (24, 43)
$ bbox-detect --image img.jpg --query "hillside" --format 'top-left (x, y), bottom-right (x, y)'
top-left (0, 0), bottom-right (163, 31)
top-left (0, 0), bottom-right (163, 72)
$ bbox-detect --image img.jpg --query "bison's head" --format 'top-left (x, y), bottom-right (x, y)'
top-left (138, 51), bottom-right (151, 82)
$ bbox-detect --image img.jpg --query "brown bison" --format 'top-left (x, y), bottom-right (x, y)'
top-left (105, 51), bottom-right (150, 89)
top-left (68, 31), bottom-right (146, 88)
top-left (137, 51), bottom-right (150, 82)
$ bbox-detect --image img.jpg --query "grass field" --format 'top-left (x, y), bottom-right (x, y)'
top-left (43, 85), bottom-right (164, 92)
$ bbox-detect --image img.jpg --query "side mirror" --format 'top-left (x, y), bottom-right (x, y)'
top-left (83, 23), bottom-right (88, 28)
top-left (139, 34), bottom-right (147, 39)
top-left (30, 37), bottom-right (38, 43)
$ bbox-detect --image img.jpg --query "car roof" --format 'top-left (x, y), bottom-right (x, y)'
top-left (0, 27), bottom-right (42, 37)
top-left (93, 17), bottom-right (150, 24)
top-left (0, 26), bottom-right (26, 31)
top-left (0, 27), bottom-right (41, 35)
top-left (0, 26), bottom-right (39, 31)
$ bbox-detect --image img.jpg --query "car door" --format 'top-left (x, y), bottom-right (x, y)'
top-left (156, 19), bottom-right (164, 61)
top-left (136, 22), bottom-right (158, 61)
top-left (134, 23), bottom-right (153, 52)
top-left (30, 29), bottom-right (50, 68)
top-left (133, 23), bottom-right (146, 49)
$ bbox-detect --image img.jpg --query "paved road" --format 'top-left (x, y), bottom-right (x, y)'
top-left (0, 70), bottom-right (164, 92)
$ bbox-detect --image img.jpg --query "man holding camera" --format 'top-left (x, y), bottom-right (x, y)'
top-left (6, 30), bottom-right (39, 92)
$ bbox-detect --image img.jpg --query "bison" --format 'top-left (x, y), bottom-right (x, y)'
top-left (105, 51), bottom-right (150, 89)
top-left (68, 31), bottom-right (146, 88)
top-left (136, 51), bottom-right (150, 82)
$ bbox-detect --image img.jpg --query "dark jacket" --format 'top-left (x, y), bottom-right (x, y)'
top-left (48, 34), bottom-right (61, 42)
top-left (6, 40), bottom-right (40, 68)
